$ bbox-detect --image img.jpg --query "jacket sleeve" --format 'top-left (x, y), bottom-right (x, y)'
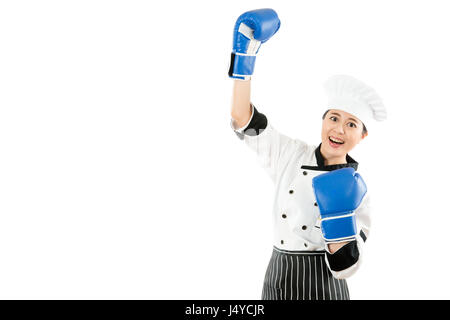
top-left (230, 103), bottom-right (307, 183)
top-left (323, 192), bottom-right (371, 279)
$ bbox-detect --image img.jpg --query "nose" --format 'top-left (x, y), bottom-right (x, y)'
top-left (335, 122), bottom-right (345, 135)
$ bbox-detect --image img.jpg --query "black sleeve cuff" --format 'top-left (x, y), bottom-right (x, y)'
top-left (326, 240), bottom-right (360, 272)
top-left (234, 104), bottom-right (268, 140)
top-left (244, 105), bottom-right (268, 136)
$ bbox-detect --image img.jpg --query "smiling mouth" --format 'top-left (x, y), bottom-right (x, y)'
top-left (329, 136), bottom-right (344, 145)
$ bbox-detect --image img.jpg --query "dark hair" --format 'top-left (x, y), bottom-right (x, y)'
top-left (322, 110), bottom-right (368, 136)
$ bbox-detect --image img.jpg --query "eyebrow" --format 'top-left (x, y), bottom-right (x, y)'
top-left (329, 112), bottom-right (360, 124)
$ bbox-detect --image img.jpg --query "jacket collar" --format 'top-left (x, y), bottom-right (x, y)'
top-left (300, 143), bottom-right (359, 172)
top-left (314, 143), bottom-right (358, 171)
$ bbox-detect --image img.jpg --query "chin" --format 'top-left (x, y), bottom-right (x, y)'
top-left (322, 139), bottom-right (346, 156)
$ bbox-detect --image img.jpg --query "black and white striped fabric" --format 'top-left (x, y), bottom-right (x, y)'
top-left (261, 247), bottom-right (350, 300)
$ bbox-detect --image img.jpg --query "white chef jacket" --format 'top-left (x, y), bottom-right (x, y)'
top-left (231, 104), bottom-right (371, 279)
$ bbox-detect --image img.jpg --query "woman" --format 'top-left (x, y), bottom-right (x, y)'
top-left (228, 9), bottom-right (386, 300)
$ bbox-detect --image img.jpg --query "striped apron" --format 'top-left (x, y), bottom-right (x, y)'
top-left (261, 246), bottom-right (350, 300)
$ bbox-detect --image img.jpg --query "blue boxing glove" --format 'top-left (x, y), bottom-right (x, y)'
top-left (228, 8), bottom-right (280, 80)
top-left (312, 168), bottom-right (367, 243)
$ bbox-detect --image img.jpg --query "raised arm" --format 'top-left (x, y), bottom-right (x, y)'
top-left (228, 9), bottom-right (303, 183)
top-left (230, 79), bottom-right (252, 128)
top-left (228, 9), bottom-right (280, 127)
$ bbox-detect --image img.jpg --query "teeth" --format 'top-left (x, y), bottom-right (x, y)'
top-left (329, 137), bottom-right (344, 144)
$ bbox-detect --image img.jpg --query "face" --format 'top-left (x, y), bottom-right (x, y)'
top-left (321, 109), bottom-right (368, 162)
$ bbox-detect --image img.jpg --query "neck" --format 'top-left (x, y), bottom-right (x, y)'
top-left (320, 144), bottom-right (347, 166)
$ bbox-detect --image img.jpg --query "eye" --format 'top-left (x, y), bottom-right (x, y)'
top-left (348, 122), bottom-right (357, 128)
top-left (329, 116), bottom-right (338, 121)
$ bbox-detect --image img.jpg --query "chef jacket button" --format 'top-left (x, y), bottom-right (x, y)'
top-left (289, 190), bottom-right (294, 194)
top-left (282, 214), bottom-right (287, 219)
top-left (281, 240), bottom-right (284, 245)
top-left (302, 225), bottom-right (307, 230)
top-left (304, 243), bottom-right (308, 247)
top-left (314, 202), bottom-right (318, 207)
top-left (303, 171), bottom-right (308, 176)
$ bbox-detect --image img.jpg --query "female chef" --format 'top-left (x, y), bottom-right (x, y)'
top-left (228, 9), bottom-right (387, 300)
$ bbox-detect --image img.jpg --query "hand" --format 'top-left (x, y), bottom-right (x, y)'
top-left (312, 168), bottom-right (367, 243)
top-left (228, 8), bottom-right (280, 80)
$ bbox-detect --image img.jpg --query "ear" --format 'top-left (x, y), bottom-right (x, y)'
top-left (362, 131), bottom-right (368, 140)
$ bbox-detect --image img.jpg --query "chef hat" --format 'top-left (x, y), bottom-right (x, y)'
top-left (323, 75), bottom-right (386, 128)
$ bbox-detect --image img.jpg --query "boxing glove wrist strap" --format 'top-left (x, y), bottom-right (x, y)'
top-left (228, 53), bottom-right (256, 80)
top-left (321, 213), bottom-right (357, 243)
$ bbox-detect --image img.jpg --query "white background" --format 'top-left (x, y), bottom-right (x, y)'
top-left (0, 0), bottom-right (448, 299)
